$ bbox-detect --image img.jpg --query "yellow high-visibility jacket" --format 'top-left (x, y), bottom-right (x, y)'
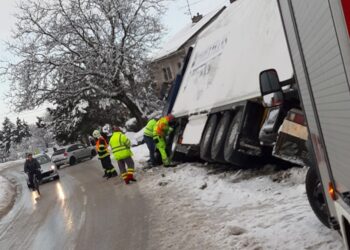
top-left (109, 132), bottom-right (133, 160)
top-left (144, 119), bottom-right (157, 137)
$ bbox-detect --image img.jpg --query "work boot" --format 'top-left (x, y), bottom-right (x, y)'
top-left (127, 174), bottom-right (136, 182)
top-left (163, 158), bottom-right (171, 167)
top-left (111, 170), bottom-right (118, 177)
top-left (124, 179), bottom-right (130, 184)
top-left (106, 172), bottom-right (113, 179)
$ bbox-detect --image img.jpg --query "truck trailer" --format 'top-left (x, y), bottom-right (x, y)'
top-left (167, 0), bottom-right (305, 167)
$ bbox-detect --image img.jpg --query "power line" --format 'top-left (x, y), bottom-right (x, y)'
top-left (180, 0), bottom-right (228, 12)
top-left (185, 0), bottom-right (193, 17)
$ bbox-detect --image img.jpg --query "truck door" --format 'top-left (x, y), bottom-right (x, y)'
top-left (279, 0), bottom-right (350, 227)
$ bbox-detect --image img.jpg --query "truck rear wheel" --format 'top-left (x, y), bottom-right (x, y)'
top-left (224, 111), bottom-right (247, 166)
top-left (200, 114), bottom-right (219, 162)
top-left (211, 111), bottom-right (232, 162)
top-left (305, 167), bottom-right (331, 228)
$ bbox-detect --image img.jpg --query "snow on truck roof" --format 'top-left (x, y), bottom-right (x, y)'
top-left (152, 8), bottom-right (225, 62)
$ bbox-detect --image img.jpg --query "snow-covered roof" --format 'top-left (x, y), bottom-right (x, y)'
top-left (153, 7), bottom-right (225, 62)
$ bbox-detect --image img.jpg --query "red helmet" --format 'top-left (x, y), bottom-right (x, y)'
top-left (112, 126), bottom-right (121, 132)
top-left (166, 114), bottom-right (175, 121)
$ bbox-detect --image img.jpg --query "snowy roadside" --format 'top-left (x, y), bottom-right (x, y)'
top-left (0, 159), bottom-right (24, 219)
top-left (131, 144), bottom-right (343, 250)
top-left (0, 175), bottom-right (15, 219)
top-left (0, 159), bottom-right (24, 172)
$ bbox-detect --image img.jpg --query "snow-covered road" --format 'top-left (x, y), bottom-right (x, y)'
top-left (0, 145), bottom-right (344, 249)
top-left (133, 145), bottom-right (343, 250)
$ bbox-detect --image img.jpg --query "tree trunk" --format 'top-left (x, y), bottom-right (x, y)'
top-left (116, 94), bottom-right (147, 130)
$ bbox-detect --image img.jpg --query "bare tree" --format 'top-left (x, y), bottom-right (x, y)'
top-left (6, 0), bottom-right (165, 128)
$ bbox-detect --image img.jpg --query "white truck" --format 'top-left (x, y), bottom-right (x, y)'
top-left (167, 0), bottom-right (305, 167)
top-left (275, 0), bottom-right (350, 247)
top-left (165, 0), bottom-right (350, 242)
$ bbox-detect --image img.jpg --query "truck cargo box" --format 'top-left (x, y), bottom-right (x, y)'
top-left (172, 0), bottom-right (294, 117)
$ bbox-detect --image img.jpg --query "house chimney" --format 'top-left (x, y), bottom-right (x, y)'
top-left (192, 13), bottom-right (203, 23)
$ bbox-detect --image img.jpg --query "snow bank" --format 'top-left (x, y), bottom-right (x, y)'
top-left (125, 129), bottom-right (145, 147)
top-left (132, 144), bottom-right (343, 250)
top-left (0, 159), bottom-right (24, 172)
top-left (0, 175), bottom-right (15, 218)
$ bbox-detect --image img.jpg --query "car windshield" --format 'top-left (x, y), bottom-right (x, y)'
top-left (52, 149), bottom-right (65, 156)
top-left (35, 155), bottom-right (51, 165)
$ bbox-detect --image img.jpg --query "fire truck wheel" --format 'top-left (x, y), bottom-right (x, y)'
top-left (305, 167), bottom-right (331, 228)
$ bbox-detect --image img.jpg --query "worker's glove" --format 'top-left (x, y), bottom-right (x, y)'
top-left (166, 127), bottom-right (174, 136)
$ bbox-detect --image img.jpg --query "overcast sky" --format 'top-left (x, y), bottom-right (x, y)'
top-left (0, 0), bottom-right (228, 124)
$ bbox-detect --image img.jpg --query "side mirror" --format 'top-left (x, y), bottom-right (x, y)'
top-left (259, 69), bottom-right (282, 95)
top-left (260, 70), bottom-right (284, 107)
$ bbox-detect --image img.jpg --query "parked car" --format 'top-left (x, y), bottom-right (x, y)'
top-left (26, 153), bottom-right (59, 188)
top-left (51, 144), bottom-right (96, 168)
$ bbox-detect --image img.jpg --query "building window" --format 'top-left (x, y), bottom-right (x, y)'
top-left (166, 67), bottom-right (173, 80)
top-left (162, 67), bottom-right (173, 82)
top-left (162, 68), bottom-right (169, 81)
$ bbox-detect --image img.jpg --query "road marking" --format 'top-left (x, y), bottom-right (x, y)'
top-left (80, 186), bottom-right (86, 193)
top-left (83, 195), bottom-right (87, 206)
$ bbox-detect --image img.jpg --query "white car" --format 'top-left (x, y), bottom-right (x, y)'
top-left (26, 154), bottom-right (59, 188)
top-left (51, 143), bottom-right (96, 168)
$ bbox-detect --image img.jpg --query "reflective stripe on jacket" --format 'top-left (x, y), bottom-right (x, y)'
top-left (96, 137), bottom-right (110, 159)
top-left (153, 117), bottom-right (170, 138)
top-left (144, 119), bottom-right (157, 137)
top-left (109, 132), bottom-right (132, 160)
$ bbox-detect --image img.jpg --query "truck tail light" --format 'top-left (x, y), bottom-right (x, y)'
top-left (288, 112), bottom-right (305, 125)
top-left (271, 97), bottom-right (283, 106)
top-left (64, 152), bottom-right (68, 157)
top-left (329, 182), bottom-right (336, 201)
top-left (342, 0), bottom-right (350, 38)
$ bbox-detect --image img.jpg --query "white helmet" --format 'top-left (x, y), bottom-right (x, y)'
top-left (92, 130), bottom-right (101, 138)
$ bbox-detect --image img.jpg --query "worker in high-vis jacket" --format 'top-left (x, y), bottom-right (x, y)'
top-left (109, 126), bottom-right (136, 184)
top-left (144, 118), bottom-right (157, 166)
top-left (93, 130), bottom-right (118, 179)
top-left (153, 114), bottom-right (174, 166)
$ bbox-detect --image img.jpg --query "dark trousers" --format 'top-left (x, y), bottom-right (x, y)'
top-left (100, 156), bottom-right (114, 170)
top-left (100, 156), bottom-right (117, 176)
top-left (144, 135), bottom-right (155, 164)
top-left (28, 170), bottom-right (41, 187)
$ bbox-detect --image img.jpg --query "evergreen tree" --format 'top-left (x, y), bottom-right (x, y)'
top-left (13, 118), bottom-right (31, 144)
top-left (47, 97), bottom-right (128, 143)
top-left (2, 117), bottom-right (15, 153)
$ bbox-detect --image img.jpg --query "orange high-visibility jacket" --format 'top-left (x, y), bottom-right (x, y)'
top-left (153, 117), bottom-right (170, 137)
top-left (95, 136), bottom-right (110, 158)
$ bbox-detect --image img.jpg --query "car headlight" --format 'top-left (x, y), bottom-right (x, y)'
top-left (51, 165), bottom-right (56, 170)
